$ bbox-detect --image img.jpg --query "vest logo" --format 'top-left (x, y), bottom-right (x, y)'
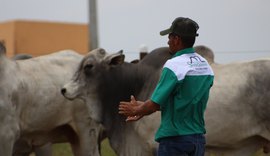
top-left (187, 56), bottom-right (207, 67)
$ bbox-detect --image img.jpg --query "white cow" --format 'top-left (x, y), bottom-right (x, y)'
top-left (62, 47), bottom-right (270, 156)
top-left (0, 42), bottom-right (102, 156)
top-left (11, 54), bottom-right (52, 156)
top-left (195, 45), bottom-right (270, 155)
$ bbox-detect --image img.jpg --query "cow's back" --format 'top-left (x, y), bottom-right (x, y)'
top-left (139, 47), bottom-right (172, 69)
top-left (14, 50), bottom-right (83, 132)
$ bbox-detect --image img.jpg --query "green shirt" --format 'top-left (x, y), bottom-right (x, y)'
top-left (151, 48), bottom-right (214, 142)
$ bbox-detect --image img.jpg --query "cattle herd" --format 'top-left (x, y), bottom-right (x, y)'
top-left (1, 41), bottom-right (270, 156)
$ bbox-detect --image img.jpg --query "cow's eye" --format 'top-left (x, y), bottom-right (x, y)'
top-left (84, 64), bottom-right (93, 75)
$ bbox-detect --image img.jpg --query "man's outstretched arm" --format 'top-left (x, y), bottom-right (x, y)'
top-left (118, 95), bottom-right (160, 121)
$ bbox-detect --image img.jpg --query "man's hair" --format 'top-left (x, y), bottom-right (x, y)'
top-left (181, 36), bottom-right (196, 48)
top-left (171, 33), bottom-right (195, 48)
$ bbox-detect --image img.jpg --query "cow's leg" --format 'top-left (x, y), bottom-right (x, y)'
top-left (70, 119), bottom-right (103, 156)
top-left (13, 139), bottom-right (32, 156)
top-left (0, 105), bottom-right (20, 156)
top-left (67, 100), bottom-right (104, 156)
top-left (80, 124), bottom-right (104, 156)
top-left (0, 130), bottom-right (18, 155)
top-left (58, 99), bottom-right (105, 156)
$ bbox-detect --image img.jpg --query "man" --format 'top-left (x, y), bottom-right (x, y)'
top-left (119, 17), bottom-right (214, 156)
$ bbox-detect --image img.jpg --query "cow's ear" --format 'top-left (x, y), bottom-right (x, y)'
top-left (104, 50), bottom-right (125, 66)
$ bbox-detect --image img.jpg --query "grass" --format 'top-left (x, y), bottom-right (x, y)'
top-left (31, 138), bottom-right (116, 156)
top-left (31, 140), bottom-right (270, 156)
top-left (100, 139), bottom-right (117, 156)
top-left (52, 143), bottom-right (72, 156)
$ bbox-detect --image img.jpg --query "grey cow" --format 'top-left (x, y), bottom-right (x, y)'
top-left (62, 47), bottom-right (270, 156)
top-left (61, 47), bottom-right (171, 156)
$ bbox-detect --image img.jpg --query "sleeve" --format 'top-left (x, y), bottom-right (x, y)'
top-left (151, 67), bottom-right (178, 106)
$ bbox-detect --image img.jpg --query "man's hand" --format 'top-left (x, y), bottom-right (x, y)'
top-left (125, 115), bottom-right (143, 122)
top-left (119, 95), bottom-right (142, 116)
top-left (119, 95), bottom-right (159, 122)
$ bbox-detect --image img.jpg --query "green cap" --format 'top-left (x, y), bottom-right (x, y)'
top-left (160, 17), bottom-right (199, 37)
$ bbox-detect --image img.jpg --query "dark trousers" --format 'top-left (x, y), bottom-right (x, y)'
top-left (157, 134), bottom-right (205, 156)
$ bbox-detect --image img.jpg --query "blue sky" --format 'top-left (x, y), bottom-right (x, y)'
top-left (1, 0), bottom-right (270, 63)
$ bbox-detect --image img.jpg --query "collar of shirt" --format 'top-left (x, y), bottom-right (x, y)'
top-left (172, 47), bottom-right (195, 58)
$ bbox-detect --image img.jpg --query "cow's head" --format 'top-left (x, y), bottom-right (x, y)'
top-left (61, 48), bottom-right (124, 122)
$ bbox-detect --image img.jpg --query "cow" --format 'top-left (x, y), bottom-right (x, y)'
top-left (0, 42), bottom-right (102, 156)
top-left (10, 53), bottom-right (53, 156)
top-left (61, 46), bottom-right (270, 156)
top-left (195, 45), bottom-right (270, 155)
top-left (61, 47), bottom-right (171, 156)
top-left (194, 45), bottom-right (215, 65)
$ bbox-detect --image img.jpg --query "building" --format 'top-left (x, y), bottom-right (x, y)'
top-left (0, 20), bottom-right (89, 57)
